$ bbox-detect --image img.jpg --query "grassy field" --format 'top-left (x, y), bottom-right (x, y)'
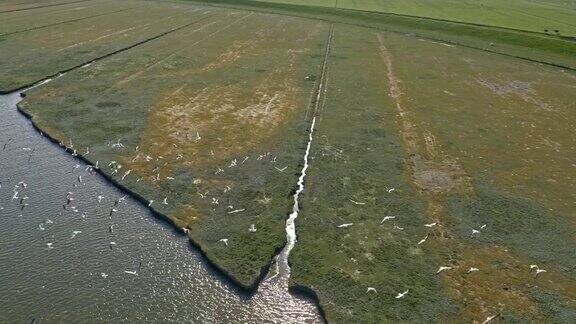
top-left (3, 0), bottom-right (576, 322)
top-left (250, 0), bottom-right (576, 35)
top-left (18, 8), bottom-right (330, 287)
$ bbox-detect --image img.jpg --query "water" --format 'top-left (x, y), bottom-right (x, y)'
top-left (0, 91), bottom-right (322, 323)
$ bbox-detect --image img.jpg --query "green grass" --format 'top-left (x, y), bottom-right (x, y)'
top-left (251, 0), bottom-right (576, 35)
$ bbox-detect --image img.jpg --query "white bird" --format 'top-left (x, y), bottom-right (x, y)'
top-left (337, 223), bottom-right (354, 228)
top-left (471, 229), bottom-right (480, 235)
top-left (249, 224), bottom-right (257, 233)
top-left (274, 166), bottom-right (287, 172)
top-left (387, 188), bottom-right (395, 193)
top-left (194, 131), bottom-right (201, 141)
top-left (162, 197), bottom-right (168, 205)
top-left (121, 170), bottom-right (132, 180)
top-left (182, 227), bottom-right (189, 234)
top-left (349, 199), bottom-right (365, 205)
top-left (148, 200), bottom-right (154, 207)
top-left (124, 270), bottom-right (138, 276)
top-left (112, 139), bottom-right (124, 148)
top-left (482, 314), bottom-right (499, 324)
top-left (393, 224), bottom-right (404, 231)
top-left (46, 219), bottom-right (53, 224)
top-left (534, 268), bottom-right (547, 278)
top-left (101, 273), bottom-right (109, 278)
top-left (229, 159), bottom-right (237, 168)
top-left (436, 266), bottom-right (452, 274)
top-left (467, 267), bottom-right (479, 274)
top-left (380, 216), bottom-right (396, 224)
top-left (12, 191), bottom-right (18, 200)
top-left (424, 222), bottom-right (437, 228)
top-left (228, 209), bottom-right (245, 214)
top-left (38, 224), bottom-right (45, 231)
top-left (480, 224), bottom-right (487, 229)
top-left (417, 234), bottom-right (429, 245)
top-left (241, 156), bottom-right (249, 164)
top-left (97, 195), bottom-right (104, 203)
top-left (366, 287), bottom-right (377, 293)
top-left (395, 289), bottom-right (409, 299)
top-left (71, 230), bottom-right (82, 239)
top-left (46, 243), bottom-right (54, 249)
top-left (219, 238), bottom-right (229, 246)
top-left (215, 168), bottom-right (224, 175)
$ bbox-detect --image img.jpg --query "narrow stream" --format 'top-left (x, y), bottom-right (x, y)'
top-left (268, 25), bottom-right (333, 290)
top-left (0, 89), bottom-right (322, 322)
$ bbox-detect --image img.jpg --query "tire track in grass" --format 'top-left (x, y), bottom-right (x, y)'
top-left (0, 0), bottom-right (96, 14)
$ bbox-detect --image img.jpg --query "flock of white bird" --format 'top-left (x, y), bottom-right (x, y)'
top-left (56, 136), bottom-right (283, 250)
top-left (339, 188), bottom-right (546, 322)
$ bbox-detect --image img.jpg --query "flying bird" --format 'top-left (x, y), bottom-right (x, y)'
top-left (349, 199), bottom-right (365, 205)
top-left (366, 287), bottom-right (377, 293)
top-left (337, 223), bottom-right (354, 228)
top-left (436, 266), bottom-right (452, 274)
top-left (380, 216), bottom-right (396, 224)
top-left (395, 289), bottom-right (409, 299)
top-left (467, 267), bottom-right (479, 274)
top-left (219, 238), bottom-right (229, 246)
top-left (417, 234), bottom-right (430, 245)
